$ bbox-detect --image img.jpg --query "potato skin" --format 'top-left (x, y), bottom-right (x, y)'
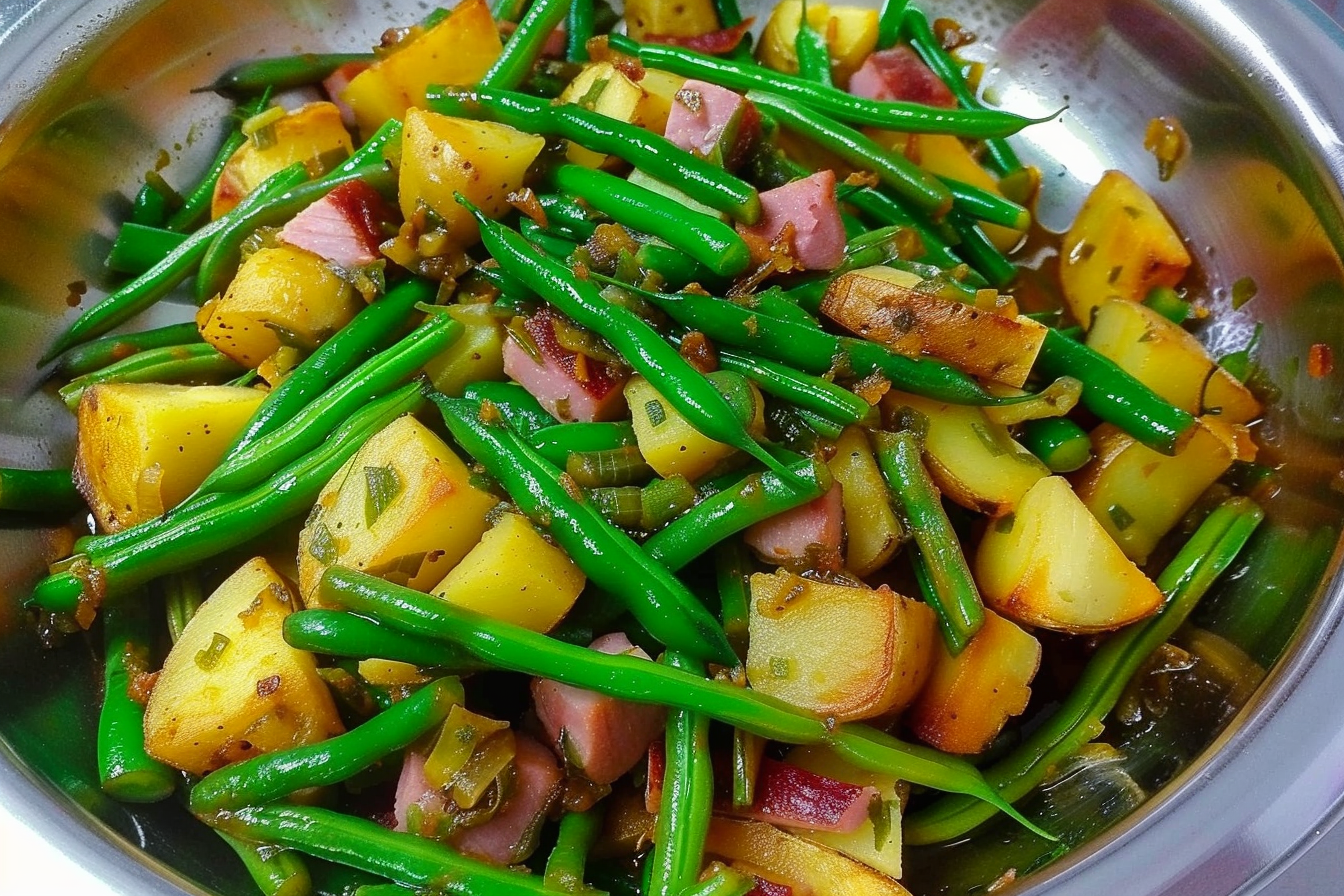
top-left (143, 558), bottom-right (344, 777)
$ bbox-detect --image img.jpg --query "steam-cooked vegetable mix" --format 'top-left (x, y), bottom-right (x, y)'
top-left (16, 0), bottom-right (1284, 893)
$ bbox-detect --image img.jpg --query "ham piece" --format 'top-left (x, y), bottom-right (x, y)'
top-left (848, 46), bottom-right (958, 108)
top-left (278, 180), bottom-right (396, 270)
top-left (664, 79), bottom-right (760, 170)
top-left (744, 482), bottom-right (844, 564)
top-left (533, 632), bottom-right (667, 785)
top-left (738, 170), bottom-right (847, 271)
top-left (502, 308), bottom-right (628, 423)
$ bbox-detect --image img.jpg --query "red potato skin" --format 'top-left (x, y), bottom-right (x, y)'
top-left (736, 757), bottom-right (879, 834)
top-left (278, 180), bottom-right (398, 270)
top-left (532, 633), bottom-right (667, 784)
top-left (323, 61), bottom-right (372, 128)
top-left (849, 46), bottom-right (957, 108)
top-left (501, 309), bottom-right (629, 423)
top-left (645, 19), bottom-right (756, 55)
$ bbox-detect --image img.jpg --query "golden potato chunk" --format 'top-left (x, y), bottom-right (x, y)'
top-left (706, 817), bottom-right (915, 896)
top-left (431, 512), bottom-right (585, 632)
top-left (826, 426), bottom-right (903, 576)
top-left (398, 108), bottom-right (546, 254)
top-left (557, 63), bottom-right (686, 166)
top-left (758, 1), bottom-right (880, 86)
top-left (625, 0), bottom-right (721, 41)
top-left (908, 609), bottom-right (1041, 754)
top-left (143, 557), bottom-right (344, 776)
top-left (197, 245), bottom-right (362, 368)
top-left (975, 476), bottom-right (1164, 633)
top-left (627, 374), bottom-right (764, 481)
top-left (297, 415), bottom-right (497, 605)
top-left (75, 383), bottom-right (265, 532)
top-left (211, 102), bottom-right (353, 218)
top-left (422, 303), bottom-right (507, 397)
top-left (785, 745), bottom-right (906, 878)
top-left (1060, 170), bottom-right (1192, 328)
top-left (340, 0), bottom-right (502, 135)
top-left (746, 571), bottom-right (935, 721)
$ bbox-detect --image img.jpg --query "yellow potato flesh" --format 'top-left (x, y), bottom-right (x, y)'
top-left (340, 0), bottom-right (502, 136)
top-left (883, 390), bottom-right (1047, 517)
top-left (556, 63), bottom-right (684, 166)
top-left (1071, 418), bottom-right (1236, 565)
top-left (625, 0), bottom-right (721, 41)
top-left (974, 476), bottom-right (1164, 633)
top-left (422, 303), bottom-right (507, 397)
top-left (746, 570), bottom-right (934, 721)
top-left (1085, 297), bottom-right (1261, 425)
top-left (143, 557), bottom-right (344, 776)
top-left (706, 817), bottom-right (915, 896)
top-left (1060, 169), bottom-right (1192, 328)
top-left (785, 745), bottom-right (905, 878)
top-left (74, 383), bottom-right (264, 532)
top-left (297, 415), bottom-right (497, 606)
top-left (757, 1), bottom-right (880, 86)
top-left (626, 375), bottom-right (764, 482)
top-left (911, 133), bottom-right (1024, 252)
top-left (197, 245), bottom-right (362, 367)
top-left (431, 512), bottom-right (585, 632)
top-left (211, 102), bottom-right (353, 218)
top-left (398, 108), bottom-right (546, 253)
top-left (826, 426), bottom-right (903, 577)
top-left (908, 609), bottom-right (1041, 754)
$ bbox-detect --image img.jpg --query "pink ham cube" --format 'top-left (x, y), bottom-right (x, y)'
top-left (532, 632), bottom-right (667, 785)
top-left (744, 481), bottom-right (844, 564)
top-left (278, 180), bottom-right (396, 270)
top-left (501, 308), bottom-right (629, 423)
top-left (664, 79), bottom-right (760, 170)
top-left (849, 46), bottom-right (957, 108)
top-left (737, 170), bottom-right (847, 271)
top-left (737, 757), bottom-right (880, 833)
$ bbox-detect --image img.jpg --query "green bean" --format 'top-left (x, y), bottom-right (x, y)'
top-left (195, 119), bottom-right (401, 302)
top-left (900, 7), bottom-right (1023, 177)
top-left (874, 429), bottom-right (984, 654)
top-left (207, 53), bottom-right (374, 98)
top-left (604, 35), bottom-right (1043, 138)
top-left (544, 805), bottom-right (606, 895)
top-left (714, 0), bottom-right (745, 27)
top-left (55, 321), bottom-right (202, 379)
top-left (566, 446), bottom-right (654, 488)
top-left (166, 93), bottom-right (272, 232)
top-left (351, 887), bottom-right (415, 896)
top-left (162, 571), bottom-right (204, 644)
top-left (648, 652), bottom-right (714, 896)
top-left (464, 203), bottom-right (801, 488)
top-left (97, 602), bottom-right (176, 802)
top-left (712, 344), bottom-right (877, 428)
top-left (903, 496), bottom-right (1264, 844)
top-left (566, 0), bottom-right (595, 62)
top-left (130, 180), bottom-right (172, 228)
top-left (521, 218), bottom-right (582, 259)
top-left (191, 678), bottom-right (462, 815)
top-left (0, 468), bottom-right (83, 515)
top-left (679, 867), bottom-right (754, 896)
top-left (222, 277), bottom-right (437, 462)
top-left (876, 0), bottom-right (909, 49)
top-left (428, 87), bottom-right (761, 225)
top-left (537, 193), bottom-right (601, 238)
top-left (1035, 328), bottom-right (1197, 455)
top-left (39, 162), bottom-right (308, 365)
top-left (642, 458), bottom-right (828, 572)
top-left (58, 343), bottom-right (244, 410)
top-left (794, 0), bottom-right (833, 85)
top-left (216, 804), bottom-right (555, 895)
top-left (217, 831), bottom-right (313, 896)
top-left (317, 564), bottom-right (1053, 838)
top-left (1018, 416), bottom-right (1093, 473)
top-left (283, 609), bottom-right (481, 671)
top-left (197, 314), bottom-right (460, 495)
top-left (530, 420), bottom-right (637, 467)
top-left (1143, 285), bottom-right (1192, 324)
top-left (492, 0), bottom-right (529, 23)
top-left (946, 210), bottom-right (1018, 287)
top-left (480, 0), bottom-right (573, 91)
top-left (715, 541), bottom-right (752, 659)
top-left (431, 393), bottom-right (737, 667)
top-left (842, 184), bottom-right (966, 270)
top-left (27, 384), bottom-right (423, 614)
top-left (938, 176), bottom-right (1031, 231)
top-left (550, 166), bottom-right (750, 278)
top-left (462, 381), bottom-right (555, 436)
top-left (106, 223), bottom-right (190, 275)
top-left (752, 91), bottom-right (952, 217)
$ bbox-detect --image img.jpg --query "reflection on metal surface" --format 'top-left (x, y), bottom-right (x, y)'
top-left (0, 1), bottom-right (1341, 895)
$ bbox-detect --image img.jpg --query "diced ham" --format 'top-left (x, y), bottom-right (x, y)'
top-left (737, 171), bottom-right (847, 271)
top-left (278, 180), bottom-right (397, 270)
top-left (502, 308), bottom-right (629, 423)
top-left (664, 79), bottom-right (760, 171)
top-left (735, 757), bottom-right (879, 834)
top-left (451, 734), bottom-right (564, 865)
top-left (849, 46), bottom-right (957, 108)
top-left (744, 482), bottom-right (843, 563)
top-left (645, 19), bottom-right (755, 55)
top-left (532, 633), bottom-right (666, 785)
top-left (323, 61), bottom-right (372, 129)
top-left (393, 749), bottom-right (442, 834)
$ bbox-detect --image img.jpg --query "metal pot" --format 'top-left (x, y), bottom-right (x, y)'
top-left (0, 0), bottom-right (1340, 893)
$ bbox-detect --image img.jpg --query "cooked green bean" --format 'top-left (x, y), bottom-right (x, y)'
top-left (530, 420), bottom-right (637, 466)
top-left (794, 0), bottom-right (834, 85)
top-left (876, 0), bottom-right (910, 48)
top-left (97, 602), bottom-right (176, 802)
top-left (946, 210), bottom-right (1018, 287)
top-left (462, 381), bottom-right (555, 436)
top-left (566, 0), bottom-right (596, 62)
top-left (283, 609), bottom-right (481, 671)
top-left (55, 321), bottom-right (202, 379)
top-left (217, 831), bottom-right (313, 896)
top-left (166, 94), bottom-right (272, 232)
top-left (480, 0), bottom-right (573, 91)
top-left (544, 805), bottom-right (607, 895)
top-left (106, 223), bottom-right (190, 275)
top-left (0, 468), bottom-right (83, 515)
top-left (59, 343), bottom-right (243, 410)
top-left (1019, 416), bottom-right (1094, 473)
top-left (162, 571), bottom-right (204, 644)
top-left (207, 53), bottom-right (374, 98)
top-left (938, 175), bottom-right (1032, 231)
top-left (1143, 285), bottom-right (1192, 324)
top-left (648, 653), bottom-right (714, 896)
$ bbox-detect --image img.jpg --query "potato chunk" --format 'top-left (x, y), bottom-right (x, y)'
top-left (746, 571), bottom-right (935, 721)
top-left (908, 610), bottom-right (1041, 754)
top-left (557, 62), bottom-right (685, 166)
top-left (1085, 298), bottom-right (1261, 424)
top-left (826, 426), bottom-right (903, 576)
top-left (75, 383), bottom-right (265, 532)
top-left (431, 512), bottom-right (585, 632)
top-left (1060, 170), bottom-right (1192, 328)
top-left (211, 102), bottom-right (353, 218)
top-left (143, 558), bottom-right (343, 776)
top-left (197, 245), bottom-right (363, 367)
top-left (422, 303), bottom-right (507, 396)
top-left (626, 373), bottom-right (764, 481)
top-left (974, 476), bottom-right (1164, 633)
top-left (340, 0), bottom-right (502, 135)
top-left (706, 817), bottom-right (914, 896)
top-left (297, 415), bottom-right (497, 605)
top-left (1072, 418), bottom-right (1238, 564)
top-left (785, 745), bottom-right (906, 878)
top-left (398, 108), bottom-right (546, 254)
top-left (625, 0), bottom-right (721, 42)
top-left (758, 1), bottom-right (880, 86)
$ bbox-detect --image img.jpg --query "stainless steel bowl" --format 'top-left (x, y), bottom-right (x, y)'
top-left (1, 0), bottom-right (1342, 893)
